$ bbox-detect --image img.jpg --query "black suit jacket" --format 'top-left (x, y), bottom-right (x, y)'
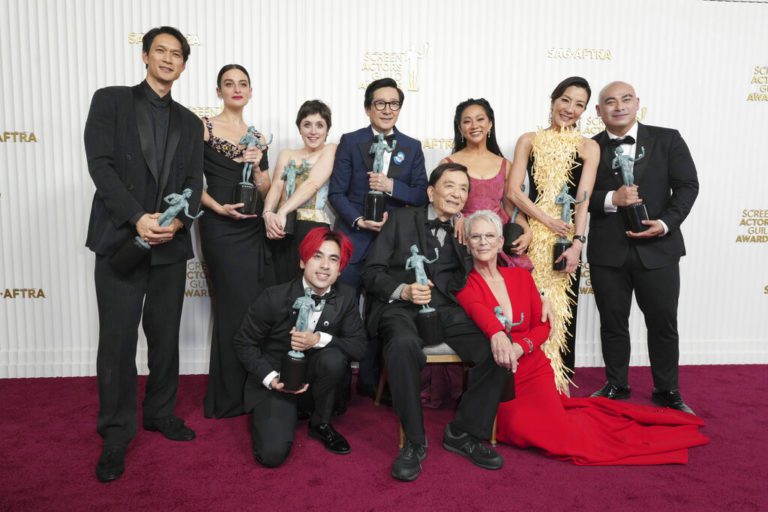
top-left (362, 206), bottom-right (473, 336)
top-left (84, 83), bottom-right (204, 264)
top-left (233, 278), bottom-right (367, 411)
top-left (587, 123), bottom-right (699, 269)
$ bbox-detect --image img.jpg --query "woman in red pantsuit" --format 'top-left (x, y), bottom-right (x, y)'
top-left (455, 210), bottom-right (709, 465)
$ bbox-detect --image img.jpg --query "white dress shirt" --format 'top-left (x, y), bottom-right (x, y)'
top-left (262, 279), bottom-right (334, 389)
top-left (603, 122), bottom-right (668, 234)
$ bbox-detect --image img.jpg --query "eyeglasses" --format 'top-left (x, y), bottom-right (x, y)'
top-left (468, 233), bottom-right (498, 244)
top-left (372, 100), bottom-right (401, 111)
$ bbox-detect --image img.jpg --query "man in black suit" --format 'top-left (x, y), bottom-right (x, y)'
top-left (233, 228), bottom-right (366, 467)
top-left (84, 26), bottom-right (203, 482)
top-left (588, 81), bottom-right (699, 414)
top-left (363, 163), bottom-right (509, 482)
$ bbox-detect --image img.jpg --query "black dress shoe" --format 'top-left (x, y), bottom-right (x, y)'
top-left (591, 382), bottom-right (631, 400)
top-left (442, 424), bottom-right (503, 470)
top-left (143, 416), bottom-right (196, 441)
top-left (308, 423), bottom-right (351, 454)
top-left (652, 389), bottom-right (695, 415)
top-left (391, 441), bottom-right (426, 482)
top-left (96, 445), bottom-right (126, 483)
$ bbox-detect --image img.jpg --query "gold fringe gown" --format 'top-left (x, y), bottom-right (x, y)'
top-left (527, 129), bottom-right (583, 393)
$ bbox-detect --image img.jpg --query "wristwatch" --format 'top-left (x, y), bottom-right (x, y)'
top-left (573, 235), bottom-right (586, 244)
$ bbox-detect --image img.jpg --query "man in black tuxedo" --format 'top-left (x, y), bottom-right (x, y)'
top-left (363, 163), bottom-right (508, 482)
top-left (233, 228), bottom-right (366, 467)
top-left (84, 26), bottom-right (203, 482)
top-left (588, 81), bottom-right (699, 414)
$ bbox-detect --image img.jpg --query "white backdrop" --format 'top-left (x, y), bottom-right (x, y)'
top-left (1, 0), bottom-right (766, 378)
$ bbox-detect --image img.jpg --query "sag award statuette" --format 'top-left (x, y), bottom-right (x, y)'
top-left (552, 185), bottom-right (586, 271)
top-left (233, 127), bottom-right (272, 215)
top-left (405, 244), bottom-right (442, 346)
top-left (110, 188), bottom-right (203, 275)
top-left (281, 288), bottom-right (326, 391)
top-left (503, 207), bottom-right (524, 255)
top-left (494, 306), bottom-right (524, 401)
top-left (280, 159), bottom-right (311, 236)
top-left (365, 133), bottom-right (396, 222)
top-left (612, 146), bottom-right (648, 232)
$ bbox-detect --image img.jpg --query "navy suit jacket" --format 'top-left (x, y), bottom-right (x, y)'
top-left (587, 123), bottom-right (698, 270)
top-left (328, 126), bottom-right (428, 267)
top-left (84, 83), bottom-right (204, 264)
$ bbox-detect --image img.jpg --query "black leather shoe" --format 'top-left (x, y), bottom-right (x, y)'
top-left (652, 389), bottom-right (695, 415)
top-left (96, 445), bottom-right (126, 483)
top-left (442, 424), bottom-right (503, 470)
top-left (391, 441), bottom-right (426, 482)
top-left (591, 382), bottom-right (631, 400)
top-left (143, 416), bottom-right (196, 441)
top-left (308, 423), bottom-right (351, 454)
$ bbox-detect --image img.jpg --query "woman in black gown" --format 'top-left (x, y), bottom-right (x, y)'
top-left (199, 64), bottom-right (273, 418)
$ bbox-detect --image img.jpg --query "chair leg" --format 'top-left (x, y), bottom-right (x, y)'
top-left (491, 415), bottom-right (497, 446)
top-left (375, 368), bottom-right (388, 406)
top-left (399, 423), bottom-right (405, 449)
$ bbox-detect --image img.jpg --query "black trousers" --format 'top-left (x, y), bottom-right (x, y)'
top-left (590, 246), bottom-right (681, 391)
top-left (95, 255), bottom-right (187, 447)
top-left (561, 264), bottom-right (581, 373)
top-left (378, 303), bottom-right (509, 446)
top-left (251, 347), bottom-right (348, 467)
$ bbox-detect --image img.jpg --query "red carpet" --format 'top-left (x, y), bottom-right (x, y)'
top-left (1, 365), bottom-right (766, 511)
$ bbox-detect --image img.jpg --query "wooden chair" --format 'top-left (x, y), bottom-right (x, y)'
top-left (375, 342), bottom-right (497, 448)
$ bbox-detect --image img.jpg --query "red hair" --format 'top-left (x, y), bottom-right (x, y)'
top-left (298, 227), bottom-right (354, 271)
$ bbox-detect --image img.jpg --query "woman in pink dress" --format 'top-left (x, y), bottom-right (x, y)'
top-left (440, 98), bottom-right (532, 269)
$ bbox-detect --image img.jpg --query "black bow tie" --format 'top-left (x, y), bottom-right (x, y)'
top-left (311, 291), bottom-right (335, 305)
top-left (426, 218), bottom-right (452, 232)
top-left (373, 134), bottom-right (396, 144)
top-left (608, 135), bottom-right (635, 147)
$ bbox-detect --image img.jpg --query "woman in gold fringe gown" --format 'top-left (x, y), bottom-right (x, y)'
top-left (506, 77), bottom-right (599, 393)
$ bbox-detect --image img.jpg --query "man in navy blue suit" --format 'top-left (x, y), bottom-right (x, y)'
top-left (329, 77), bottom-right (428, 398)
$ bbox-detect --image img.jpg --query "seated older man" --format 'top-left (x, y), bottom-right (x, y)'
top-left (362, 162), bottom-right (509, 482)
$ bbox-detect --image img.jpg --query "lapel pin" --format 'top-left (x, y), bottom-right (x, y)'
top-left (393, 151), bottom-right (405, 165)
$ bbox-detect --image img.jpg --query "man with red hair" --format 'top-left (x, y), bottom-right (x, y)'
top-left (233, 228), bottom-right (365, 467)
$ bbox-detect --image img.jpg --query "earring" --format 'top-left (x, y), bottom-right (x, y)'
top-left (487, 131), bottom-right (491, 139)
top-left (548, 112), bottom-right (552, 124)
top-left (576, 119), bottom-right (582, 131)
top-left (460, 134), bottom-right (464, 143)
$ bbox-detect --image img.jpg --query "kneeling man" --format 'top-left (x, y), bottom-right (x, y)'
top-left (234, 228), bottom-right (366, 467)
top-left (363, 162), bottom-right (509, 481)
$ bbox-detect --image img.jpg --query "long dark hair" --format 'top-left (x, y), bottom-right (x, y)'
top-left (451, 98), bottom-right (503, 157)
top-left (216, 64), bottom-right (251, 88)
